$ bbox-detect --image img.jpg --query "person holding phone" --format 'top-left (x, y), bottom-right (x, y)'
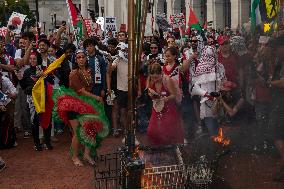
top-left (20, 51), bottom-right (54, 151)
top-left (147, 63), bottom-right (184, 146)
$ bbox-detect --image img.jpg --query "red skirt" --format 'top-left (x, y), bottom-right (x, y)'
top-left (147, 100), bottom-right (184, 146)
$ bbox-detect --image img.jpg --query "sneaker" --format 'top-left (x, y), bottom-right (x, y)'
top-left (13, 142), bottom-right (18, 147)
top-left (24, 132), bottom-right (32, 139)
top-left (45, 143), bottom-right (53, 150)
top-left (0, 161), bottom-right (6, 172)
top-left (34, 143), bottom-right (43, 151)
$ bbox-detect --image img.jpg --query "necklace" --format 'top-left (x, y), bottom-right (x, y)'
top-left (79, 69), bottom-right (92, 87)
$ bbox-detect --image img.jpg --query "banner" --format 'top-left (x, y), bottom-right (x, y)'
top-left (170, 13), bottom-right (186, 28)
top-left (105, 17), bottom-right (117, 32)
top-left (84, 19), bottom-right (103, 37)
top-left (7, 12), bottom-right (27, 34)
top-left (0, 27), bottom-right (7, 37)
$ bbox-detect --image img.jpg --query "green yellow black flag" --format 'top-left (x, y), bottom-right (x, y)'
top-left (259, 0), bottom-right (280, 23)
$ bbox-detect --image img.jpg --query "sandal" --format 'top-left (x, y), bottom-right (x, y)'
top-left (72, 157), bottom-right (84, 167)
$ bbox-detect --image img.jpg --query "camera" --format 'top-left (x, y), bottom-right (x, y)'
top-left (210, 92), bottom-right (221, 98)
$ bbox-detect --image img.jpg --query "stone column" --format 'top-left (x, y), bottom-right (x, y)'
top-left (104, 0), bottom-right (115, 17)
top-left (166, 0), bottom-right (174, 21)
top-left (231, 0), bottom-right (250, 30)
top-left (207, 0), bottom-right (225, 29)
top-left (81, 0), bottom-right (88, 18)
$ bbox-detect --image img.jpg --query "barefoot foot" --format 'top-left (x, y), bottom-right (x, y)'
top-left (83, 155), bottom-right (95, 165)
top-left (72, 157), bottom-right (84, 167)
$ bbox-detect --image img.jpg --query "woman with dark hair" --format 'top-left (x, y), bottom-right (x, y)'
top-left (48, 44), bottom-right (57, 58)
top-left (20, 51), bottom-right (54, 151)
top-left (163, 47), bottom-right (179, 75)
top-left (53, 50), bottom-right (109, 166)
top-left (147, 63), bottom-right (184, 145)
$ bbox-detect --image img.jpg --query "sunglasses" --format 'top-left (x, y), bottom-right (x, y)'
top-left (191, 40), bottom-right (198, 43)
top-left (76, 56), bottom-right (85, 59)
top-left (150, 47), bottom-right (158, 49)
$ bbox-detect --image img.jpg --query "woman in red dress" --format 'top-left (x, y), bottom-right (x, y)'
top-left (147, 63), bottom-right (184, 146)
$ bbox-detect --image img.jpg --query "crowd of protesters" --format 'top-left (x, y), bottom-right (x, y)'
top-left (0, 22), bottom-right (284, 180)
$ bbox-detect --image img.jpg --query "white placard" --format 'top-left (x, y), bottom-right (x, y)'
top-left (7, 12), bottom-right (27, 34)
top-left (104, 17), bottom-right (117, 33)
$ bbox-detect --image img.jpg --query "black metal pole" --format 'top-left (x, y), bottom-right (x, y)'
top-left (54, 13), bottom-right (56, 29)
top-left (35, 0), bottom-right (39, 22)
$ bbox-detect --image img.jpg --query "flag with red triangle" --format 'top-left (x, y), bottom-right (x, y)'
top-left (66, 0), bottom-right (83, 44)
top-left (188, 7), bottom-right (202, 31)
top-left (188, 6), bottom-right (202, 31)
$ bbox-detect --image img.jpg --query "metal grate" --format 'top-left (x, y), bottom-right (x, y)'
top-left (94, 146), bottom-right (215, 189)
top-left (141, 164), bottom-right (187, 189)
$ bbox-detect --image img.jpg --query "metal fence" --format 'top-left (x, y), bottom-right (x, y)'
top-left (94, 145), bottom-right (216, 189)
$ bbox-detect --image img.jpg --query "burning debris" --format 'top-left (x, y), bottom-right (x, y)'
top-left (211, 128), bottom-right (231, 146)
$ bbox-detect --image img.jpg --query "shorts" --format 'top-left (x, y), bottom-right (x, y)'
top-left (116, 90), bottom-right (128, 109)
top-left (67, 111), bottom-right (79, 120)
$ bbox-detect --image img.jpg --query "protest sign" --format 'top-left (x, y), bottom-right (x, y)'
top-left (83, 19), bottom-right (103, 37)
top-left (170, 13), bottom-right (186, 28)
top-left (7, 12), bottom-right (27, 34)
top-left (105, 17), bottom-right (117, 32)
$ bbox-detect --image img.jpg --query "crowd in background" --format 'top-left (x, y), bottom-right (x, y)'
top-left (1, 22), bottom-right (284, 180)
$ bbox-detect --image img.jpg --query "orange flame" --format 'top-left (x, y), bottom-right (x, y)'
top-left (133, 145), bottom-right (140, 160)
top-left (212, 128), bottom-right (230, 146)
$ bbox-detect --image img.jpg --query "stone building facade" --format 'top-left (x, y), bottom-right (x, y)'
top-left (25, 0), bottom-right (251, 33)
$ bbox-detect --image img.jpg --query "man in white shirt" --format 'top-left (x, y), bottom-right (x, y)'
top-left (107, 42), bottom-right (128, 136)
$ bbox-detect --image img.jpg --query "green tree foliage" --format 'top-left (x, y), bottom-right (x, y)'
top-left (0, 0), bottom-right (36, 29)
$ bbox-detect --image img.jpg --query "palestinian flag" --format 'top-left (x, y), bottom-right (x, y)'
top-left (251, 0), bottom-right (262, 32)
top-left (66, 0), bottom-right (83, 43)
top-left (188, 6), bottom-right (202, 31)
top-left (259, 0), bottom-right (280, 23)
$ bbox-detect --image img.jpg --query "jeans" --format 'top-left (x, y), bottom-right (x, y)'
top-left (203, 117), bottom-right (219, 136)
top-left (32, 113), bottom-right (51, 145)
top-left (180, 95), bottom-right (195, 138)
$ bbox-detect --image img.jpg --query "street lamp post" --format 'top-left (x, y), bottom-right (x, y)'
top-left (50, 13), bottom-right (54, 29)
top-left (54, 13), bottom-right (57, 29)
top-left (101, 7), bottom-right (104, 17)
top-left (35, 0), bottom-right (39, 22)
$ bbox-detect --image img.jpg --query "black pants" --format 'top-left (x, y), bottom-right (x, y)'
top-left (32, 113), bottom-right (51, 145)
